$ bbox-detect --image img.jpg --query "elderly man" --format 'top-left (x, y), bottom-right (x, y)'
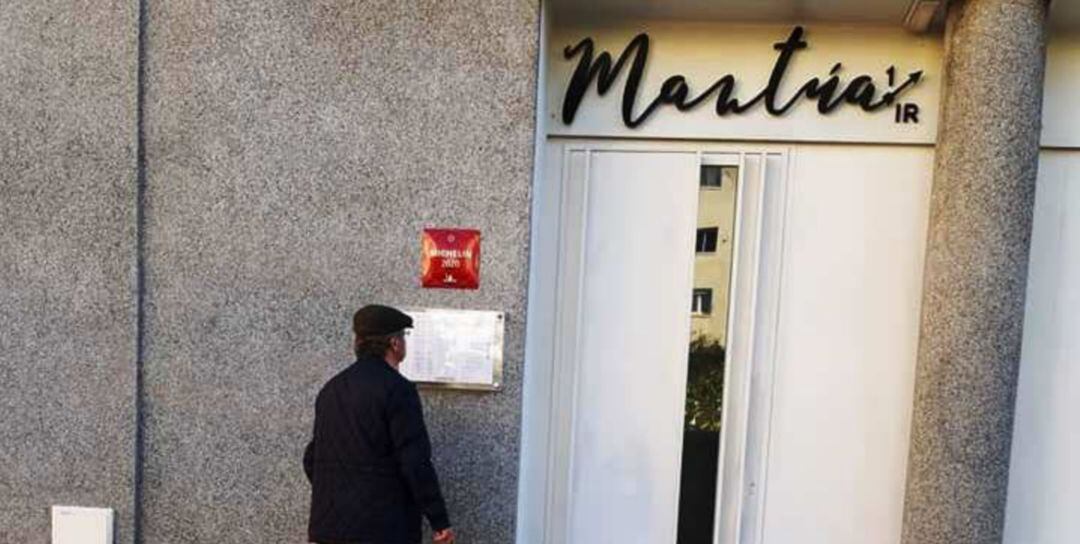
top-left (304, 304), bottom-right (455, 544)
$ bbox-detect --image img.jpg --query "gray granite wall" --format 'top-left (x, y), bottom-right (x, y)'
top-left (901, 1), bottom-right (1048, 543)
top-left (0, 1), bottom-right (139, 543)
top-left (1, 1), bottom-right (537, 542)
top-left (140, 1), bottom-right (538, 543)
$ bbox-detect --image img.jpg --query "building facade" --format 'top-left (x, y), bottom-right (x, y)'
top-left (2, 1), bottom-right (1078, 543)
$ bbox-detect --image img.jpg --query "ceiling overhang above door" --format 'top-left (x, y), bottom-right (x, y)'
top-left (548, 0), bottom-right (1077, 32)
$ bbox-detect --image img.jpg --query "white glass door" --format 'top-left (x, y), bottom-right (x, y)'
top-left (535, 144), bottom-right (788, 544)
top-left (552, 149), bottom-right (700, 543)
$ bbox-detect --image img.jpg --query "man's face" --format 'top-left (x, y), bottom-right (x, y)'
top-left (390, 330), bottom-right (408, 363)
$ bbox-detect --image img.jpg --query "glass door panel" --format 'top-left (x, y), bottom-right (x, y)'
top-left (677, 163), bottom-right (739, 544)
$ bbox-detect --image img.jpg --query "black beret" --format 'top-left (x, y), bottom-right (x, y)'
top-left (353, 304), bottom-right (413, 337)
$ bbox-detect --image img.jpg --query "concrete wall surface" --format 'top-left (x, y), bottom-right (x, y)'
top-left (2, 0), bottom-right (537, 542)
top-left (140, 1), bottom-right (538, 543)
top-left (0, 1), bottom-right (139, 543)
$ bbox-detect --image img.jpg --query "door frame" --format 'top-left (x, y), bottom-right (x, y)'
top-left (517, 139), bottom-right (792, 544)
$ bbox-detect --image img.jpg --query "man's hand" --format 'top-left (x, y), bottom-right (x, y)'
top-left (433, 528), bottom-right (456, 543)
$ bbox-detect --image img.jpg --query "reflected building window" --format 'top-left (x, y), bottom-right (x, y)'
top-left (696, 227), bottom-right (719, 253)
top-left (700, 164), bottom-right (737, 189)
top-left (691, 288), bottom-right (713, 315)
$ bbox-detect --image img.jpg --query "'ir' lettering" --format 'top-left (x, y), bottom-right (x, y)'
top-left (895, 103), bottom-right (920, 124)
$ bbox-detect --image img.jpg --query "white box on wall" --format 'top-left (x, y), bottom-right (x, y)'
top-left (51, 506), bottom-right (114, 544)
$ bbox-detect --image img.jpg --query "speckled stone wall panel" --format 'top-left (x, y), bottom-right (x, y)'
top-left (901, 1), bottom-right (1048, 543)
top-left (0, 1), bottom-right (138, 543)
top-left (140, 1), bottom-right (538, 543)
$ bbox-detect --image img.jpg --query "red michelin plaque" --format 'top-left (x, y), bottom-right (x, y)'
top-left (421, 228), bottom-right (480, 289)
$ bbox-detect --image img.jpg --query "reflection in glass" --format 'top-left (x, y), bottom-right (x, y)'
top-left (677, 164), bottom-right (738, 544)
top-left (696, 227), bottom-right (719, 253)
top-left (691, 289), bottom-right (713, 316)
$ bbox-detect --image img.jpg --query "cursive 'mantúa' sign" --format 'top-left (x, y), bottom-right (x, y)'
top-left (562, 26), bottom-right (923, 128)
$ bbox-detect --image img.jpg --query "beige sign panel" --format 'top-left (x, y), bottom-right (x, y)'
top-left (547, 23), bottom-right (943, 145)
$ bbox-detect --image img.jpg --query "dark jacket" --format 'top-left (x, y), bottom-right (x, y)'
top-left (304, 356), bottom-right (450, 544)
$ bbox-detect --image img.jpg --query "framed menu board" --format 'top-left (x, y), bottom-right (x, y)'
top-left (399, 308), bottom-right (505, 391)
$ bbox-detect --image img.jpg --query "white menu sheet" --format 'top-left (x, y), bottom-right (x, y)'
top-left (400, 308), bottom-right (504, 390)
